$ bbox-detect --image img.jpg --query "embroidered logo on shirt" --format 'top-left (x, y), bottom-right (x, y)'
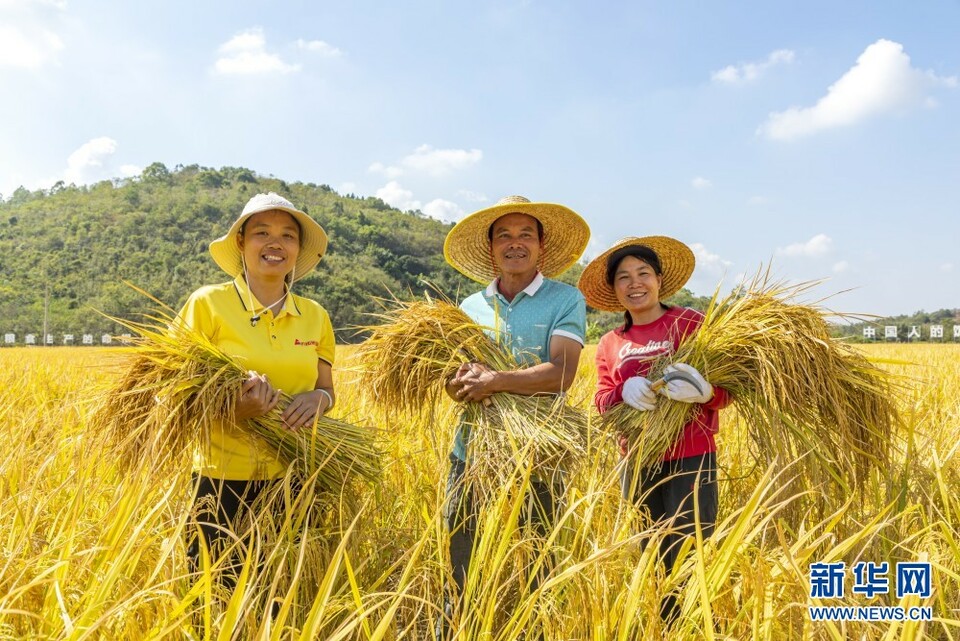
top-left (294, 339), bottom-right (318, 346)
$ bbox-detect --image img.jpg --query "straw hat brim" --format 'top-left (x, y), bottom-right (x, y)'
top-left (577, 236), bottom-right (695, 311)
top-left (209, 206), bottom-right (328, 282)
top-left (444, 201), bottom-right (590, 283)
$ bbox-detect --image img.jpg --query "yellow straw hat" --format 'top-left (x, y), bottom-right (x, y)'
top-left (578, 236), bottom-right (695, 311)
top-left (209, 192), bottom-right (328, 282)
top-left (443, 195), bottom-right (590, 283)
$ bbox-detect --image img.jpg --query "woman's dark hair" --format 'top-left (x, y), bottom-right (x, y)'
top-left (605, 245), bottom-right (669, 331)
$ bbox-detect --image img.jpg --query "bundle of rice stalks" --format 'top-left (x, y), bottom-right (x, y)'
top-left (604, 269), bottom-right (901, 490)
top-left (466, 393), bottom-right (589, 490)
top-left (354, 296), bottom-right (588, 485)
top-left (94, 308), bottom-right (380, 494)
top-left (355, 297), bottom-right (512, 414)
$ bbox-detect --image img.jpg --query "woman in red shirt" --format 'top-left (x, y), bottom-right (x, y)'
top-left (578, 236), bottom-right (731, 622)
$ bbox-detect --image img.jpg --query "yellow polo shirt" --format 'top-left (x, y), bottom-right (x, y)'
top-left (178, 276), bottom-right (336, 480)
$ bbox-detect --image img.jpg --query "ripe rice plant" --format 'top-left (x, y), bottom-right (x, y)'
top-left (0, 342), bottom-right (956, 639)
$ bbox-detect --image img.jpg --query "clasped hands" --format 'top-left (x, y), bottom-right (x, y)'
top-left (622, 363), bottom-right (713, 411)
top-left (446, 362), bottom-right (497, 403)
top-left (235, 370), bottom-right (331, 429)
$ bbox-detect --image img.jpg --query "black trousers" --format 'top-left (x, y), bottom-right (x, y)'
top-left (443, 454), bottom-right (560, 598)
top-left (622, 452), bottom-right (717, 622)
top-left (186, 475), bottom-right (281, 588)
top-left (621, 452), bottom-right (718, 570)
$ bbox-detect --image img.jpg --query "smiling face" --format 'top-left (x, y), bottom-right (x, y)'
top-left (612, 254), bottom-right (663, 320)
top-left (238, 209), bottom-right (301, 282)
top-left (489, 212), bottom-right (543, 279)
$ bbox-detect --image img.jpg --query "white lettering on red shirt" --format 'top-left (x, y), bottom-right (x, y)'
top-left (616, 339), bottom-right (673, 363)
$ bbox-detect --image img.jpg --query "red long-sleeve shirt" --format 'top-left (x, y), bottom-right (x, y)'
top-left (594, 306), bottom-right (731, 461)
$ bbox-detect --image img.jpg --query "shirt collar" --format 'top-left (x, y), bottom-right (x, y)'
top-left (232, 275), bottom-right (301, 317)
top-left (484, 271), bottom-right (545, 300)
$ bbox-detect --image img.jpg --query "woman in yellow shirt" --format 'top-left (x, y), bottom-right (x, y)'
top-left (180, 192), bottom-right (335, 582)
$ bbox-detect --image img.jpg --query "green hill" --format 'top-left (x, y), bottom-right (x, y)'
top-left (0, 162), bottom-right (721, 343)
top-left (0, 163), bottom-right (477, 342)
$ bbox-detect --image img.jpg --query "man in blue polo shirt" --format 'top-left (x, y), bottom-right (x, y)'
top-left (438, 195), bottom-right (590, 637)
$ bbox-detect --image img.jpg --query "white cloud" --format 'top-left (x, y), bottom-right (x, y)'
top-left (296, 39), bottom-right (342, 57)
top-left (456, 189), bottom-right (488, 203)
top-left (214, 28), bottom-right (300, 75)
top-left (691, 176), bottom-right (712, 190)
top-left (688, 242), bottom-right (732, 295)
top-left (776, 233), bottom-right (832, 257)
top-left (1, 135), bottom-right (135, 197)
top-left (832, 260), bottom-right (849, 273)
top-left (747, 195), bottom-right (768, 206)
top-left (375, 181), bottom-right (420, 211)
top-left (219, 29), bottom-right (264, 55)
top-left (372, 180), bottom-right (467, 219)
top-left (0, 0), bottom-right (65, 71)
top-left (368, 161), bottom-right (403, 179)
top-left (941, 263), bottom-right (954, 273)
top-left (64, 137), bottom-right (118, 184)
top-left (0, 173), bottom-right (31, 200)
top-left (712, 49), bottom-right (795, 84)
top-left (337, 182), bottom-right (358, 195)
top-left (0, 25), bottom-right (62, 68)
top-left (690, 242), bottom-right (732, 272)
top-left (400, 144), bottom-right (483, 176)
top-left (759, 39), bottom-right (958, 141)
top-left (368, 144), bottom-right (483, 182)
top-left (422, 198), bottom-right (464, 222)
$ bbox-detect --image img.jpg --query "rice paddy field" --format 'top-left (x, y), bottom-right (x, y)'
top-left (1, 343), bottom-right (958, 640)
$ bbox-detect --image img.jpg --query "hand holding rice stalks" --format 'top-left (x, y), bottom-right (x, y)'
top-left (464, 393), bottom-right (588, 491)
top-left (93, 308), bottom-right (380, 494)
top-left (354, 296), bottom-right (588, 482)
top-left (604, 270), bottom-right (901, 490)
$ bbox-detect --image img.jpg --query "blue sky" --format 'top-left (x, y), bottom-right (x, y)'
top-left (2, 0), bottom-right (958, 317)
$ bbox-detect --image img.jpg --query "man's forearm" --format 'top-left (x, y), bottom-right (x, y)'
top-left (487, 362), bottom-right (574, 395)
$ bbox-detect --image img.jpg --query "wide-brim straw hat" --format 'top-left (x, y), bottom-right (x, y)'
top-left (443, 195), bottom-right (590, 283)
top-left (578, 236), bottom-right (695, 311)
top-left (209, 192), bottom-right (328, 282)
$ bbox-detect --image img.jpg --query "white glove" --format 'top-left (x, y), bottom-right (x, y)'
top-left (622, 376), bottom-right (657, 411)
top-left (660, 363), bottom-right (714, 404)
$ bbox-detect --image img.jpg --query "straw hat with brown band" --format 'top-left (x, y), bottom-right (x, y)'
top-left (443, 195), bottom-right (591, 283)
top-left (577, 236), bottom-right (696, 312)
top-left (209, 192), bottom-right (328, 282)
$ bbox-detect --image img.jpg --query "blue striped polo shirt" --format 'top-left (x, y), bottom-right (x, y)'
top-left (452, 272), bottom-right (586, 460)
